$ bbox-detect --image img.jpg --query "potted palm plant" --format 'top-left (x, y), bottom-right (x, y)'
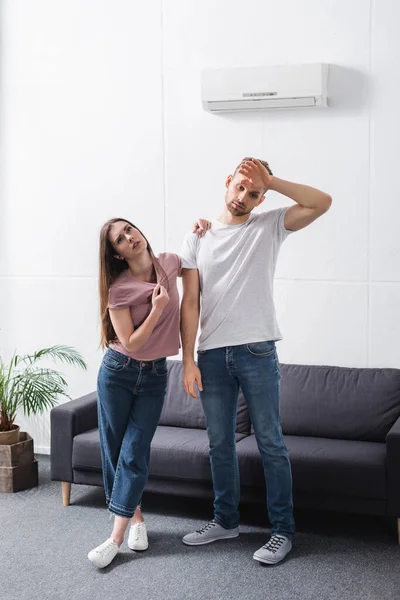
top-left (0, 345), bottom-right (87, 491)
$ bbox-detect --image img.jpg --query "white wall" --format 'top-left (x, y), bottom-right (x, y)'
top-left (1, 0), bottom-right (399, 452)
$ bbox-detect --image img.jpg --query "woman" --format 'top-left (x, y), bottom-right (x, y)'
top-left (88, 217), bottom-right (209, 568)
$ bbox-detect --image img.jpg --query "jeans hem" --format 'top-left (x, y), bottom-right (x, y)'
top-left (108, 504), bottom-right (135, 518)
top-left (272, 530), bottom-right (295, 540)
top-left (214, 517), bottom-right (240, 530)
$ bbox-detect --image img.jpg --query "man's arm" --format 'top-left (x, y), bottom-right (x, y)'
top-left (237, 158), bottom-right (332, 232)
top-left (270, 177), bottom-right (332, 232)
top-left (180, 268), bottom-right (203, 399)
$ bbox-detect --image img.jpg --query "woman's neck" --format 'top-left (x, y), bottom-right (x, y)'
top-left (127, 253), bottom-right (156, 282)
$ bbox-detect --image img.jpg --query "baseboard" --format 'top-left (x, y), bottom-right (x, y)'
top-left (34, 446), bottom-right (50, 455)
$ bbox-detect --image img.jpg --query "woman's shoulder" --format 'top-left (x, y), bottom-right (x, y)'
top-left (157, 252), bottom-right (181, 278)
top-left (108, 270), bottom-right (134, 309)
top-left (157, 252), bottom-right (180, 266)
top-left (109, 269), bottom-right (152, 309)
top-left (109, 269), bottom-right (129, 290)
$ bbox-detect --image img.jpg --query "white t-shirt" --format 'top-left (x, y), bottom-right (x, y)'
top-left (180, 207), bottom-right (292, 351)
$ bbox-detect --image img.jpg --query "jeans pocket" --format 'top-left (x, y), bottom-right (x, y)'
top-left (102, 354), bottom-right (128, 372)
top-left (154, 359), bottom-right (168, 376)
top-left (246, 341), bottom-right (276, 357)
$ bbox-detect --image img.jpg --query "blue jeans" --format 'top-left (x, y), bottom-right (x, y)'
top-left (197, 341), bottom-right (295, 537)
top-left (97, 348), bottom-right (167, 518)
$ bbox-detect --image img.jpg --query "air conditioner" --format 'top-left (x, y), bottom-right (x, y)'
top-left (201, 63), bottom-right (329, 113)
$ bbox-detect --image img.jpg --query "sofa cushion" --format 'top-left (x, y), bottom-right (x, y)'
top-left (149, 425), bottom-right (246, 481)
top-left (72, 428), bottom-right (101, 471)
top-left (236, 434), bottom-right (387, 500)
top-left (159, 361), bottom-right (251, 434)
top-left (72, 424), bottom-right (247, 482)
top-left (279, 364), bottom-right (400, 442)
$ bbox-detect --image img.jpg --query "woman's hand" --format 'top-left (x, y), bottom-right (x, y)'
top-left (192, 218), bottom-right (212, 238)
top-left (151, 284), bottom-right (170, 313)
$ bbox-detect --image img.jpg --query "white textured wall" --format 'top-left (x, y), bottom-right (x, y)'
top-left (1, 0), bottom-right (399, 452)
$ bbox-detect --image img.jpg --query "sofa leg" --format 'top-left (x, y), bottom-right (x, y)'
top-left (397, 518), bottom-right (400, 545)
top-left (62, 482), bottom-right (71, 506)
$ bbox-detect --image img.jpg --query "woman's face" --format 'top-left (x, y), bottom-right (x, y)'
top-left (108, 221), bottom-right (147, 261)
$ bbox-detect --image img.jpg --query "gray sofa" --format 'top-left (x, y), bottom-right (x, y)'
top-left (50, 360), bottom-right (400, 542)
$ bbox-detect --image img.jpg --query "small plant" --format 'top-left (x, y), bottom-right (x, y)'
top-left (0, 345), bottom-right (87, 432)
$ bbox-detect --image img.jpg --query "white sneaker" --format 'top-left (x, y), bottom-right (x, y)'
top-left (88, 538), bottom-right (120, 568)
top-left (253, 534), bottom-right (292, 565)
top-left (128, 522), bottom-right (148, 551)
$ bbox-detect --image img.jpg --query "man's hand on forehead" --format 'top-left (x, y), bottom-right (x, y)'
top-left (237, 158), bottom-right (273, 192)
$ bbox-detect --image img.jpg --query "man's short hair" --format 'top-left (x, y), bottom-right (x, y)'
top-left (234, 157), bottom-right (273, 177)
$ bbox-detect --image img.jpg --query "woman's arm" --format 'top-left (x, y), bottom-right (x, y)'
top-left (109, 284), bottom-right (169, 353)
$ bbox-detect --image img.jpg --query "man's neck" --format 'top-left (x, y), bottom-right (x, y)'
top-left (217, 205), bottom-right (251, 225)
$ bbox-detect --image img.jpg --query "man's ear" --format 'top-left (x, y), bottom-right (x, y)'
top-left (225, 175), bottom-right (233, 189)
top-left (256, 195), bottom-right (266, 207)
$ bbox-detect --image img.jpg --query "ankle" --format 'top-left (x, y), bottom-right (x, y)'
top-left (131, 516), bottom-right (145, 525)
top-left (110, 536), bottom-right (123, 548)
top-left (132, 506), bottom-right (144, 524)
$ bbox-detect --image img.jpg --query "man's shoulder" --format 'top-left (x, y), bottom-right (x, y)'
top-left (255, 207), bottom-right (286, 221)
top-left (182, 230), bottom-right (202, 249)
top-left (252, 207), bottom-right (289, 230)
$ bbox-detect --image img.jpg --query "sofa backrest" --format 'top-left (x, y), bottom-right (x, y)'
top-left (160, 361), bottom-right (251, 434)
top-left (279, 363), bottom-right (400, 442)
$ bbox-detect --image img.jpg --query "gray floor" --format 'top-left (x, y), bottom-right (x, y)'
top-left (0, 456), bottom-right (399, 600)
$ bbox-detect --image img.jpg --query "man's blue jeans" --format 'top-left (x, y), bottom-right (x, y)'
top-left (197, 341), bottom-right (295, 538)
top-left (97, 348), bottom-right (167, 518)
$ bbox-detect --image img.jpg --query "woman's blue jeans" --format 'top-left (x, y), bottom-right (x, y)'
top-left (97, 347), bottom-right (167, 518)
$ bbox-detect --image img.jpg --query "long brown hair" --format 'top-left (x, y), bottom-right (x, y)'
top-left (99, 218), bottom-right (168, 349)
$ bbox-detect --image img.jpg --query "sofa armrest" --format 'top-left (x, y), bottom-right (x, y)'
top-left (386, 415), bottom-right (400, 516)
top-left (50, 391), bottom-right (98, 483)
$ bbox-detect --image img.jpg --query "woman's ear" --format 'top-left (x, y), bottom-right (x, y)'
top-left (114, 254), bottom-right (124, 261)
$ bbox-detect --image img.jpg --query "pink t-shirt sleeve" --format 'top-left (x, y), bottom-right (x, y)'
top-left (108, 280), bottom-right (131, 309)
top-left (175, 254), bottom-right (182, 275)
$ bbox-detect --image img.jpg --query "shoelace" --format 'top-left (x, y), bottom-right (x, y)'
top-left (196, 521), bottom-right (217, 535)
top-left (133, 524), bottom-right (146, 541)
top-left (97, 540), bottom-right (117, 556)
top-left (262, 534), bottom-right (287, 554)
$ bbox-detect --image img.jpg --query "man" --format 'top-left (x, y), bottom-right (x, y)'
top-left (179, 157), bottom-right (332, 565)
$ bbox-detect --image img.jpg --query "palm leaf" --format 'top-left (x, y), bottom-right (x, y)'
top-left (16, 345), bottom-right (87, 370)
top-left (0, 345), bottom-right (87, 430)
top-left (12, 369), bottom-right (68, 417)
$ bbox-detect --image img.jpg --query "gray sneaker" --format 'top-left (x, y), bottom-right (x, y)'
top-left (182, 520), bottom-right (239, 546)
top-left (253, 534), bottom-right (292, 564)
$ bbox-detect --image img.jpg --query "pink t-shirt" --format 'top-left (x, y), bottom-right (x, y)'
top-left (108, 252), bottom-right (181, 360)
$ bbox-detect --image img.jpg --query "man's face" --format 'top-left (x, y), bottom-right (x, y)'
top-left (225, 171), bottom-right (265, 217)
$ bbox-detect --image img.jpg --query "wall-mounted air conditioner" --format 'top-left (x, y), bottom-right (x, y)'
top-left (201, 63), bottom-right (329, 113)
